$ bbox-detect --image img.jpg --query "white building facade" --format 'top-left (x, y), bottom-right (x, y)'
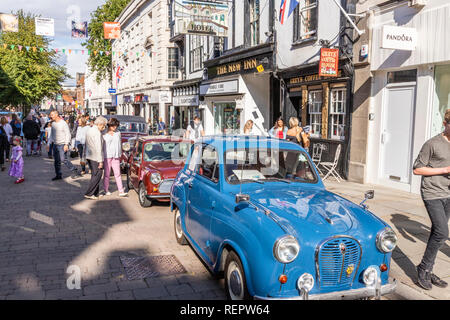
top-left (84, 67), bottom-right (112, 117)
top-left (364, 0), bottom-right (450, 194)
top-left (112, 0), bottom-right (179, 133)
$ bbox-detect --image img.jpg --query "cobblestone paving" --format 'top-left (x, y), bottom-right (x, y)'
top-left (0, 156), bottom-right (225, 300)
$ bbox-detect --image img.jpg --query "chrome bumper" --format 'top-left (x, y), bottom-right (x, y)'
top-left (146, 194), bottom-right (170, 199)
top-left (254, 279), bottom-right (397, 300)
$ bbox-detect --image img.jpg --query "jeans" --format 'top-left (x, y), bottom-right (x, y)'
top-left (53, 144), bottom-right (77, 177)
top-left (48, 142), bottom-right (54, 157)
top-left (85, 160), bottom-right (103, 197)
top-left (26, 139), bottom-right (38, 155)
top-left (77, 144), bottom-right (86, 172)
top-left (104, 158), bottom-right (124, 193)
top-left (419, 198), bottom-right (450, 271)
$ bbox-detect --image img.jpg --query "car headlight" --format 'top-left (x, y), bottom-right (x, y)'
top-left (376, 227), bottom-right (398, 253)
top-left (363, 266), bottom-right (379, 286)
top-left (273, 235), bottom-right (300, 264)
top-left (122, 142), bottom-right (131, 152)
top-left (297, 273), bottom-right (314, 292)
top-left (150, 172), bottom-right (162, 185)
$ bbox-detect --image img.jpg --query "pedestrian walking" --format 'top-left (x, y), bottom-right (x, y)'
top-left (0, 117), bottom-right (13, 162)
top-left (49, 110), bottom-right (81, 180)
top-left (75, 117), bottom-right (89, 174)
top-left (0, 120), bottom-right (9, 172)
top-left (84, 116), bottom-right (107, 200)
top-left (185, 116), bottom-right (205, 140)
top-left (286, 117), bottom-right (310, 149)
top-left (44, 121), bottom-right (54, 158)
top-left (103, 118), bottom-right (128, 197)
top-left (269, 117), bottom-right (288, 139)
top-left (9, 136), bottom-right (24, 184)
top-left (23, 114), bottom-right (40, 156)
top-left (413, 108), bottom-right (450, 290)
top-left (10, 114), bottom-right (22, 139)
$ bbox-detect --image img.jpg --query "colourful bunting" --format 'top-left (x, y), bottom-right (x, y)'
top-left (10, 45), bottom-right (15, 49)
top-left (32, 47), bottom-right (36, 52)
top-left (18, 45), bottom-right (22, 51)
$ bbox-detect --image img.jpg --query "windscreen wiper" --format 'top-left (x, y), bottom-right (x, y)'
top-left (264, 177), bottom-right (291, 184)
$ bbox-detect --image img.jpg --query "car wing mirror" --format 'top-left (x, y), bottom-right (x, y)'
top-left (360, 190), bottom-right (374, 210)
top-left (236, 193), bottom-right (250, 204)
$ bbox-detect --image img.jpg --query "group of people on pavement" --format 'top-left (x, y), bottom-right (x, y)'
top-left (47, 111), bottom-right (128, 200)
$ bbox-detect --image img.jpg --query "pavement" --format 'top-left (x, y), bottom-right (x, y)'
top-left (0, 155), bottom-right (448, 300)
top-left (325, 179), bottom-right (450, 300)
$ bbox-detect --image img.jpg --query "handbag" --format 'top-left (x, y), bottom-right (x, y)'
top-left (70, 149), bottom-right (79, 158)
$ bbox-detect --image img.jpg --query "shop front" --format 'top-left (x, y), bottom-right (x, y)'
top-left (171, 79), bottom-right (202, 135)
top-left (280, 63), bottom-right (352, 178)
top-left (201, 43), bottom-right (275, 135)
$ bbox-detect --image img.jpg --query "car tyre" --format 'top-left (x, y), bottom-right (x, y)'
top-left (138, 183), bottom-right (152, 208)
top-left (174, 208), bottom-right (188, 245)
top-left (127, 170), bottom-right (134, 191)
top-left (224, 251), bottom-right (251, 300)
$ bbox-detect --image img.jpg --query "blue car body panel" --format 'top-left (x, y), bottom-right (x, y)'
top-left (171, 136), bottom-right (394, 299)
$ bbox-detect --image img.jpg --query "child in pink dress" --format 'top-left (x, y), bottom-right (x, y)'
top-left (9, 136), bottom-right (24, 184)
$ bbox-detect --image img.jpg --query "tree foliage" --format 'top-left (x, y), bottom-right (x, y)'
top-left (0, 10), bottom-right (68, 110)
top-left (83, 0), bottom-right (131, 84)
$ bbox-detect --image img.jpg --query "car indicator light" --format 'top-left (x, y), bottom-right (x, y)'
top-left (380, 264), bottom-right (388, 272)
top-left (279, 275), bottom-right (287, 284)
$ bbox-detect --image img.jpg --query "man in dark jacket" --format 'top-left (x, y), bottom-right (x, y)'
top-left (23, 115), bottom-right (40, 156)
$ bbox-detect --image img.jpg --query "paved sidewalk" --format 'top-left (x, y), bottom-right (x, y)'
top-left (324, 179), bottom-right (450, 300)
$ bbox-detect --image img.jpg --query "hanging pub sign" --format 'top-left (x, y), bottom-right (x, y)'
top-left (104, 22), bottom-right (121, 39)
top-left (173, 0), bottom-right (228, 37)
top-left (0, 14), bottom-right (18, 32)
top-left (319, 48), bottom-right (339, 77)
top-left (35, 17), bottom-right (55, 36)
top-left (207, 52), bottom-right (273, 79)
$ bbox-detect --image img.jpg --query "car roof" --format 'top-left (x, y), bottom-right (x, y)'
top-left (137, 135), bottom-right (193, 143)
top-left (194, 135), bottom-right (307, 152)
top-left (103, 115), bottom-right (146, 123)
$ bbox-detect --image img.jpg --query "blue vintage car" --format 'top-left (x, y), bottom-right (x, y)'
top-left (170, 136), bottom-right (398, 300)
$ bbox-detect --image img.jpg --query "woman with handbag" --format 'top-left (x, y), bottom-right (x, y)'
top-left (75, 117), bottom-right (89, 174)
top-left (286, 117), bottom-right (310, 149)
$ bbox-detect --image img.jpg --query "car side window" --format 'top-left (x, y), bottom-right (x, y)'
top-left (188, 144), bottom-right (201, 171)
top-left (199, 144), bottom-right (219, 182)
top-left (136, 141), bottom-right (143, 161)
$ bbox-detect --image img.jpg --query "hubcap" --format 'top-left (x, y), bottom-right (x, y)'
top-left (227, 262), bottom-right (243, 299)
top-left (139, 186), bottom-right (146, 203)
top-left (175, 211), bottom-right (182, 238)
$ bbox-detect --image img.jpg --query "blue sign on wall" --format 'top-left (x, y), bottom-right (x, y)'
top-left (108, 88), bottom-right (116, 94)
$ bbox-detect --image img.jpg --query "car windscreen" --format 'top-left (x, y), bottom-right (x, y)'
top-left (224, 148), bottom-right (318, 184)
top-left (118, 122), bottom-right (147, 133)
top-left (143, 142), bottom-right (191, 162)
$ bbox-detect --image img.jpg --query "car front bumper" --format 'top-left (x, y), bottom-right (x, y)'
top-left (254, 279), bottom-right (397, 300)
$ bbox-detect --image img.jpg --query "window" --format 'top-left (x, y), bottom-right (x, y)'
top-left (293, 0), bottom-right (318, 43)
top-left (308, 90), bottom-right (322, 138)
top-left (329, 88), bottom-right (347, 140)
top-left (387, 69), bottom-right (417, 84)
top-left (199, 144), bottom-right (219, 182)
top-left (168, 48), bottom-right (179, 79)
top-left (189, 35), bottom-right (204, 73)
top-left (249, 0), bottom-right (260, 46)
top-left (432, 65), bottom-right (450, 137)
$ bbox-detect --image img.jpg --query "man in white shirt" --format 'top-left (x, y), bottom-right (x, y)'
top-left (84, 116), bottom-right (107, 200)
top-left (185, 116), bottom-right (205, 140)
top-left (49, 111), bottom-right (81, 180)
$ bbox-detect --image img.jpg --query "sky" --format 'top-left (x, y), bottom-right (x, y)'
top-left (1, 0), bottom-right (107, 85)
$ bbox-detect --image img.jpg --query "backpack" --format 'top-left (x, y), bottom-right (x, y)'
top-left (0, 126), bottom-right (8, 147)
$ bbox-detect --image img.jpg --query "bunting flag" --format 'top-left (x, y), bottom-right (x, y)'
top-left (279, 0), bottom-right (287, 24)
top-left (288, 0), bottom-right (300, 18)
top-left (18, 45), bottom-right (22, 51)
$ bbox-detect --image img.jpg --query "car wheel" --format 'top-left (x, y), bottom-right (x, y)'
top-left (138, 183), bottom-right (152, 208)
top-left (174, 208), bottom-right (187, 245)
top-left (224, 251), bottom-right (251, 300)
top-left (126, 170), bottom-right (134, 191)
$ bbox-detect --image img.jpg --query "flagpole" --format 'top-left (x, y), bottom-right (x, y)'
top-left (331, 0), bottom-right (365, 36)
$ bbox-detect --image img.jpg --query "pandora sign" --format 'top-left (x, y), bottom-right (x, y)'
top-left (381, 25), bottom-right (417, 51)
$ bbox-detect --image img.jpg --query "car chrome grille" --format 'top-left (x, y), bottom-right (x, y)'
top-left (316, 237), bottom-right (362, 289)
top-left (159, 180), bottom-right (174, 194)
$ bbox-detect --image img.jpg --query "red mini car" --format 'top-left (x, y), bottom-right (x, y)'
top-left (124, 136), bottom-right (192, 207)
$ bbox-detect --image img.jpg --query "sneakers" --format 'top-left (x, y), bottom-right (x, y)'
top-left (52, 176), bottom-right (62, 181)
top-left (71, 171), bottom-right (82, 179)
top-left (14, 178), bottom-right (24, 184)
top-left (105, 192), bottom-right (112, 196)
top-left (84, 195), bottom-right (98, 200)
top-left (119, 192), bottom-right (129, 197)
top-left (417, 266), bottom-right (432, 290)
top-left (430, 273), bottom-right (448, 288)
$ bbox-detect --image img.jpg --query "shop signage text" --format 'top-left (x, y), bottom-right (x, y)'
top-left (289, 70), bottom-right (343, 86)
top-left (319, 48), bottom-right (339, 77)
top-left (381, 25), bottom-right (417, 51)
top-left (173, 95), bottom-right (199, 106)
top-left (208, 53), bottom-right (273, 79)
top-left (200, 80), bottom-right (238, 95)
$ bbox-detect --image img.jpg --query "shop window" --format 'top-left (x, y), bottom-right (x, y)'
top-left (329, 88), bottom-right (346, 140)
top-left (168, 48), bottom-right (179, 79)
top-left (293, 0), bottom-right (318, 43)
top-left (432, 65), bottom-right (450, 136)
top-left (308, 90), bottom-right (322, 138)
top-left (214, 102), bottom-right (241, 135)
top-left (387, 69), bottom-right (417, 84)
top-left (248, 0), bottom-right (260, 46)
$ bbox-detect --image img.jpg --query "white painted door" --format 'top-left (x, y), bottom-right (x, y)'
top-left (381, 85), bottom-right (416, 184)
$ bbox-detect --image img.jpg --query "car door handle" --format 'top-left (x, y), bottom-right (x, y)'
top-left (188, 182), bottom-right (193, 189)
top-left (211, 201), bottom-right (216, 209)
